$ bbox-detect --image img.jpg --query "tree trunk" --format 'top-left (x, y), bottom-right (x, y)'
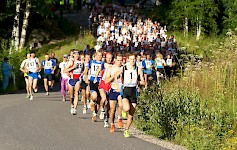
top-left (19, 0), bottom-right (31, 51)
top-left (183, 17), bottom-right (188, 37)
top-left (11, 0), bottom-right (21, 53)
top-left (196, 17), bottom-right (201, 41)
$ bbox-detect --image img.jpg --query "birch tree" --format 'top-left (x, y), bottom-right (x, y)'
top-left (19, 0), bottom-right (31, 51)
top-left (10, 0), bottom-right (21, 53)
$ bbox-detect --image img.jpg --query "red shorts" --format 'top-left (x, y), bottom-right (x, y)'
top-left (98, 80), bottom-right (111, 92)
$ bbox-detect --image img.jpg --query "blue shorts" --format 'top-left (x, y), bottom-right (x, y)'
top-left (68, 79), bottom-right (80, 87)
top-left (109, 88), bottom-right (121, 101)
top-left (28, 72), bottom-right (38, 80)
top-left (144, 70), bottom-right (152, 75)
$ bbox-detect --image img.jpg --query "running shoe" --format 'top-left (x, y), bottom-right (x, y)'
top-left (124, 130), bottom-right (130, 138)
top-left (46, 92), bottom-right (49, 96)
top-left (70, 105), bottom-right (74, 114)
top-left (100, 110), bottom-right (105, 120)
top-left (26, 94), bottom-right (30, 98)
top-left (110, 124), bottom-right (115, 132)
top-left (92, 112), bottom-right (97, 122)
top-left (122, 111), bottom-right (127, 118)
top-left (30, 95), bottom-right (34, 101)
top-left (33, 88), bottom-right (38, 93)
top-left (62, 98), bottom-right (66, 101)
top-left (118, 119), bottom-right (124, 128)
top-left (104, 120), bottom-right (109, 128)
top-left (83, 107), bottom-right (87, 114)
top-left (72, 108), bottom-right (77, 115)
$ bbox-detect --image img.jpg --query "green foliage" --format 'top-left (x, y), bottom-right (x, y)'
top-left (146, 0), bottom-right (237, 36)
top-left (0, 39), bottom-right (28, 92)
top-left (135, 84), bottom-right (237, 149)
top-left (222, 0), bottom-right (237, 33)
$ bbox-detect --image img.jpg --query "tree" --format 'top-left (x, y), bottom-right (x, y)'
top-left (19, 0), bottom-right (31, 50)
top-left (222, 0), bottom-right (237, 33)
top-left (169, 0), bottom-right (219, 39)
top-left (11, 0), bottom-right (21, 52)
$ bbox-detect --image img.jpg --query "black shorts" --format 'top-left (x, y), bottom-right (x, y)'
top-left (157, 68), bottom-right (165, 76)
top-left (81, 80), bottom-right (88, 90)
top-left (122, 87), bottom-right (138, 104)
top-left (52, 74), bottom-right (55, 80)
top-left (89, 81), bottom-right (99, 94)
top-left (43, 74), bottom-right (52, 81)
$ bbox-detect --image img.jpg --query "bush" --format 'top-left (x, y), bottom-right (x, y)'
top-left (0, 39), bottom-right (28, 92)
top-left (134, 84), bottom-right (237, 149)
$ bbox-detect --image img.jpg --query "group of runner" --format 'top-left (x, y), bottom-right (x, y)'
top-left (19, 46), bottom-right (176, 138)
top-left (18, 3), bottom-right (178, 138)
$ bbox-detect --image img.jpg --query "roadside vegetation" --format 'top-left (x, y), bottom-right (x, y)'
top-left (134, 30), bottom-right (237, 149)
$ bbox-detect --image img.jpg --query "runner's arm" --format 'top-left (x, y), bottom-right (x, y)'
top-left (138, 68), bottom-right (145, 85)
top-left (104, 66), bottom-right (114, 84)
top-left (20, 60), bottom-right (26, 73)
top-left (24, 61), bottom-right (29, 72)
top-left (36, 59), bottom-right (42, 72)
top-left (63, 60), bottom-right (74, 73)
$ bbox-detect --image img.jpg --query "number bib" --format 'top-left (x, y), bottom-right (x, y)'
top-left (145, 61), bottom-right (152, 70)
top-left (167, 59), bottom-right (172, 67)
top-left (136, 61), bottom-right (143, 69)
top-left (28, 58), bottom-right (37, 72)
top-left (90, 63), bottom-right (102, 77)
top-left (124, 69), bottom-right (137, 87)
top-left (73, 60), bottom-right (83, 75)
top-left (44, 60), bottom-right (53, 69)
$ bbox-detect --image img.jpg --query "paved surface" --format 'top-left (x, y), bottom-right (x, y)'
top-left (0, 86), bottom-right (167, 150)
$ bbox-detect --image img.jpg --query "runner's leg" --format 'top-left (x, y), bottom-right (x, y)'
top-left (44, 78), bottom-right (49, 95)
top-left (73, 81), bottom-right (80, 110)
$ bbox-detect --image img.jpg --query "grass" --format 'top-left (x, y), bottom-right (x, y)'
top-left (37, 31), bottom-right (95, 62)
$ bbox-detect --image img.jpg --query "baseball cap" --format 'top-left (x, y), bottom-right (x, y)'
top-left (63, 54), bottom-right (68, 58)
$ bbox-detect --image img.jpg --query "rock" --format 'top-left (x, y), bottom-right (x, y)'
top-left (28, 29), bottom-right (50, 50)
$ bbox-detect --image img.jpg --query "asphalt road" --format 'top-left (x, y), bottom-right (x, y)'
top-left (0, 87), bottom-right (167, 150)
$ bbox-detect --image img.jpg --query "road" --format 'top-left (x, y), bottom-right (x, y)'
top-left (0, 87), bottom-right (167, 150)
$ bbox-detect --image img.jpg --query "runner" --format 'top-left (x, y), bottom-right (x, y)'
top-left (98, 52), bottom-right (113, 127)
top-left (58, 54), bottom-right (69, 101)
top-left (41, 54), bottom-right (56, 96)
top-left (142, 53), bottom-right (155, 89)
top-left (64, 51), bottom-right (84, 115)
top-left (85, 51), bottom-right (104, 122)
top-left (104, 53), bottom-right (124, 132)
top-left (81, 53), bottom-right (91, 114)
top-left (121, 53), bottom-right (145, 137)
top-left (155, 52), bottom-right (166, 83)
top-left (24, 51), bottom-right (41, 100)
top-left (50, 52), bottom-right (58, 89)
top-left (20, 53), bottom-right (31, 98)
top-left (68, 49), bottom-right (75, 60)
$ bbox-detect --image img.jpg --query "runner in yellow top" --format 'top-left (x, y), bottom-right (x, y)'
top-left (20, 53), bottom-right (31, 98)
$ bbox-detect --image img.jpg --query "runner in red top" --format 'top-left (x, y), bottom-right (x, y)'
top-left (64, 51), bottom-right (84, 115)
top-left (98, 52), bottom-right (113, 127)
